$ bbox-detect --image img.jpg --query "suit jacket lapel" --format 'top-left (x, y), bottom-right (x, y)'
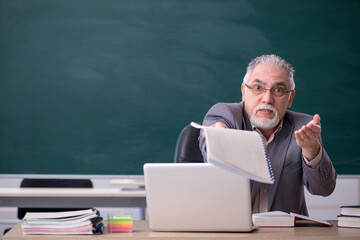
top-left (267, 116), bottom-right (294, 210)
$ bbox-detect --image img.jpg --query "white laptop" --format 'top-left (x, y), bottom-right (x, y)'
top-left (143, 163), bottom-right (255, 232)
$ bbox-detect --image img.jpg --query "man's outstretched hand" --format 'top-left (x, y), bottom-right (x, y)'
top-left (295, 114), bottom-right (321, 161)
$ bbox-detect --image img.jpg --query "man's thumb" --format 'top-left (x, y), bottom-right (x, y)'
top-left (314, 114), bottom-right (321, 125)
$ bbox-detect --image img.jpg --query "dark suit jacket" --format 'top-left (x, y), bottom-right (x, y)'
top-left (199, 102), bottom-right (337, 216)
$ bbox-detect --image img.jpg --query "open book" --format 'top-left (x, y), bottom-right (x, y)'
top-left (252, 211), bottom-right (332, 227)
top-left (191, 122), bottom-right (274, 184)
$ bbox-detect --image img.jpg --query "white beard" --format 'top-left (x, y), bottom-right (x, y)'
top-left (250, 105), bottom-right (280, 130)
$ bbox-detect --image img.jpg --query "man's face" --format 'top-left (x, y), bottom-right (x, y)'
top-left (241, 63), bottom-right (295, 131)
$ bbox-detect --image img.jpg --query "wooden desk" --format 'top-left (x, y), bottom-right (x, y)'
top-left (4, 221), bottom-right (360, 239)
top-left (0, 187), bottom-right (146, 208)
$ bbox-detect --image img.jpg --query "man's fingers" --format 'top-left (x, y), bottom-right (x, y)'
top-left (295, 118), bottom-right (322, 149)
top-left (295, 115), bottom-right (322, 159)
top-left (295, 128), bottom-right (310, 141)
top-left (201, 122), bottom-right (227, 138)
top-left (295, 124), bottom-right (319, 143)
top-left (213, 122), bottom-right (227, 128)
top-left (303, 114), bottom-right (321, 136)
top-left (306, 121), bottom-right (321, 135)
top-left (302, 125), bottom-right (319, 138)
top-left (295, 130), bottom-right (308, 146)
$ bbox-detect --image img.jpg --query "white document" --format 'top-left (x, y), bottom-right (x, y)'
top-left (23, 209), bottom-right (95, 220)
top-left (22, 209), bottom-right (98, 225)
top-left (191, 122), bottom-right (274, 184)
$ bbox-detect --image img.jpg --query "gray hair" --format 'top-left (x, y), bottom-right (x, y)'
top-left (243, 54), bottom-right (295, 90)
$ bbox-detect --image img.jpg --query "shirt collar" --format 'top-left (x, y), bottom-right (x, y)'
top-left (251, 119), bottom-right (283, 145)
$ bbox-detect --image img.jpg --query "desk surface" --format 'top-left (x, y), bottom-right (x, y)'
top-left (4, 220), bottom-right (360, 240)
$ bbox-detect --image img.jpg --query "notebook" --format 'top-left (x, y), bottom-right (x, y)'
top-left (191, 122), bottom-right (274, 184)
top-left (143, 163), bottom-right (255, 232)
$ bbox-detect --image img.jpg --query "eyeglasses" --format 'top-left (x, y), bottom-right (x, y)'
top-left (244, 83), bottom-right (293, 97)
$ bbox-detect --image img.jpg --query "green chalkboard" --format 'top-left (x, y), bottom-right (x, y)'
top-left (0, 0), bottom-right (359, 175)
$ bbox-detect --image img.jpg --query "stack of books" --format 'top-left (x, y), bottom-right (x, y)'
top-left (338, 205), bottom-right (360, 228)
top-left (21, 208), bottom-right (103, 235)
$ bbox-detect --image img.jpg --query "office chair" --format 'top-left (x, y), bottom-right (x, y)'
top-left (17, 178), bottom-right (93, 219)
top-left (174, 123), bottom-right (204, 163)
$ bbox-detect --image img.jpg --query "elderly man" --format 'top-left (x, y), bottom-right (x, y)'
top-left (199, 54), bottom-right (336, 215)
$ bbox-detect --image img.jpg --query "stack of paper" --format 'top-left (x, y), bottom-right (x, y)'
top-left (21, 209), bottom-right (103, 235)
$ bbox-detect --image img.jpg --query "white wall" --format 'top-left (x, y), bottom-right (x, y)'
top-left (306, 176), bottom-right (360, 220)
top-left (1, 175), bottom-right (359, 239)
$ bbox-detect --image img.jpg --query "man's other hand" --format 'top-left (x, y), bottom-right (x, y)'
top-left (295, 114), bottom-right (321, 160)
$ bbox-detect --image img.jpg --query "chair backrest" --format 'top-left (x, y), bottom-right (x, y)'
top-left (174, 123), bottom-right (204, 163)
top-left (18, 178), bottom-right (93, 219)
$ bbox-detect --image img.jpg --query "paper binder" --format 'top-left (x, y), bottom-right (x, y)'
top-left (191, 122), bottom-right (274, 184)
